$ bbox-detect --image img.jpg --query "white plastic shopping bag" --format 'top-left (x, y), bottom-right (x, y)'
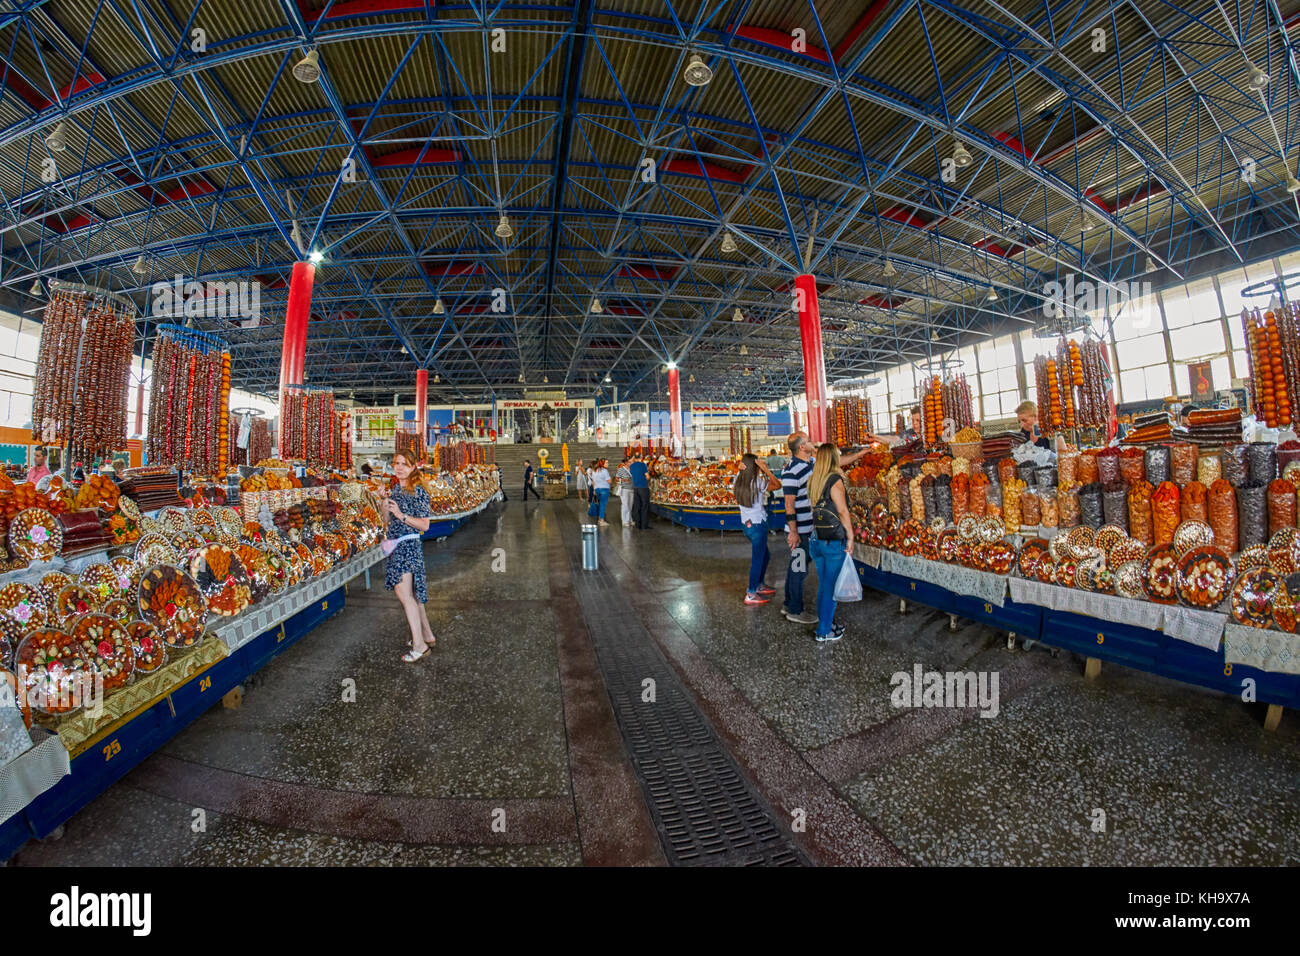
top-left (833, 553), bottom-right (863, 602)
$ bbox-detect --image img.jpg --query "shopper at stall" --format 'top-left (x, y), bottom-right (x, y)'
top-left (380, 451), bottom-right (436, 662)
top-left (734, 453), bottom-right (778, 605)
top-left (807, 442), bottom-right (854, 642)
top-left (575, 459), bottom-right (588, 502)
top-left (589, 459), bottom-right (612, 526)
top-left (616, 457), bottom-right (634, 525)
top-left (495, 461), bottom-right (507, 501)
top-left (782, 433), bottom-right (868, 626)
top-left (25, 447), bottom-right (50, 485)
top-left (629, 454), bottom-right (651, 529)
top-left (766, 447), bottom-right (785, 475)
top-left (523, 459), bottom-right (541, 500)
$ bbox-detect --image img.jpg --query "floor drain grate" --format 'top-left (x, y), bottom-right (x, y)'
top-left (556, 508), bottom-right (805, 867)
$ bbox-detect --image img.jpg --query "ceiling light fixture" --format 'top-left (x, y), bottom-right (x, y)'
top-left (30, 279), bottom-right (43, 297)
top-left (1144, 255), bottom-right (1157, 273)
top-left (494, 214), bottom-right (513, 239)
top-left (518, 373), bottom-right (525, 383)
top-left (666, 360), bottom-right (677, 370)
top-left (432, 298), bottom-right (445, 314)
top-left (739, 345), bottom-right (748, 355)
top-left (131, 254), bottom-right (149, 276)
top-left (1247, 62), bottom-right (1269, 91)
top-left (931, 330), bottom-right (940, 342)
top-left (590, 297), bottom-right (602, 314)
top-left (44, 122), bottom-right (67, 153)
top-left (604, 374), bottom-right (612, 383)
top-left (1287, 174), bottom-right (1300, 195)
top-left (952, 142), bottom-right (973, 168)
top-left (683, 53), bottom-right (713, 87)
top-left (720, 231), bottom-right (737, 253)
top-left (433, 373), bottom-right (439, 383)
top-left (986, 287), bottom-right (998, 302)
top-left (308, 250), bottom-right (324, 264)
top-left (882, 259), bottom-right (897, 278)
top-left (689, 374), bottom-right (695, 383)
top-left (543, 375), bottom-right (549, 384)
top-left (293, 50), bottom-right (321, 84)
top-left (732, 307), bottom-right (743, 322)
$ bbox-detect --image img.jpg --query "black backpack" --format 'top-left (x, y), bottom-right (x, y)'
top-left (811, 474), bottom-right (845, 540)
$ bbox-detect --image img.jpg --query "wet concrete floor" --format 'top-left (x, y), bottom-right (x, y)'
top-left (13, 497), bottom-right (1299, 866)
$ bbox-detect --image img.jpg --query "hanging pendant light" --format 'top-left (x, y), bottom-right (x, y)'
top-left (30, 278), bottom-right (44, 297)
top-left (732, 307), bottom-right (743, 322)
top-left (739, 345), bottom-right (748, 355)
top-left (44, 122), bottom-right (68, 153)
top-left (882, 259), bottom-right (897, 278)
top-left (1287, 174), bottom-right (1300, 194)
top-left (590, 297), bottom-right (602, 314)
top-left (720, 231), bottom-right (737, 253)
top-left (986, 287), bottom-right (998, 302)
top-left (1247, 62), bottom-right (1269, 91)
top-left (433, 373), bottom-right (440, 383)
top-left (132, 254), bottom-right (148, 275)
top-left (494, 214), bottom-right (513, 238)
top-left (683, 53), bottom-right (712, 87)
top-left (689, 374), bottom-right (695, 383)
top-left (543, 375), bottom-right (549, 384)
top-left (952, 142), bottom-right (973, 168)
top-left (433, 298), bottom-right (445, 314)
top-left (293, 50), bottom-right (321, 83)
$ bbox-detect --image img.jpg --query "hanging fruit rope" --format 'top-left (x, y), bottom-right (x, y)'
top-left (31, 285), bottom-right (135, 461)
top-left (145, 325), bottom-right (230, 475)
top-left (1243, 308), bottom-right (1294, 427)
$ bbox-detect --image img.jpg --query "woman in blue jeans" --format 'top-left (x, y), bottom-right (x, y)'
top-left (589, 459), bottom-right (612, 526)
top-left (732, 453), bottom-right (778, 605)
top-left (807, 443), bottom-right (855, 642)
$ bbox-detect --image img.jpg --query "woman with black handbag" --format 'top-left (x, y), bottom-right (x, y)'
top-left (807, 443), bottom-right (854, 642)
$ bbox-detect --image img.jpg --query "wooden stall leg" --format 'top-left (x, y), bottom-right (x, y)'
top-left (948, 614), bottom-right (958, 632)
top-left (1264, 704), bottom-right (1283, 732)
top-left (898, 599), bottom-right (908, 614)
top-left (1083, 657), bottom-right (1102, 681)
top-left (222, 687), bottom-right (244, 710)
top-left (1006, 632), bottom-right (1017, 651)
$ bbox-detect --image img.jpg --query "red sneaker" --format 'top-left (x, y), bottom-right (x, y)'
top-left (744, 593), bottom-right (770, 605)
top-left (756, 584), bottom-right (776, 595)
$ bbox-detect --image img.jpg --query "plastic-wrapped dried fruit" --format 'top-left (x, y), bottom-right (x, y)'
top-left (932, 474), bottom-right (953, 525)
top-left (1237, 483), bottom-right (1267, 550)
top-left (951, 473), bottom-right (968, 524)
top-left (1152, 482), bottom-right (1180, 547)
top-left (1267, 478), bottom-right (1296, 538)
top-left (1198, 455), bottom-right (1222, 485)
top-left (1118, 449), bottom-right (1146, 485)
top-left (1102, 482), bottom-right (1130, 532)
top-left (1140, 543), bottom-right (1179, 604)
top-left (1181, 481), bottom-right (1208, 523)
top-left (1021, 491), bottom-right (1041, 527)
top-left (1079, 483), bottom-right (1103, 529)
top-left (1245, 442), bottom-right (1278, 485)
top-left (968, 472), bottom-right (988, 518)
top-left (1144, 445), bottom-right (1171, 486)
top-left (14, 628), bottom-right (94, 716)
top-left (1058, 486), bottom-right (1080, 528)
top-left (1220, 444), bottom-right (1249, 486)
top-left (1077, 451), bottom-right (1100, 485)
top-left (1040, 494), bottom-right (1058, 528)
top-left (1097, 448), bottom-right (1121, 484)
top-left (1058, 452), bottom-right (1078, 486)
top-left (1170, 444), bottom-right (1197, 485)
top-left (1128, 480), bottom-right (1154, 545)
top-left (1208, 479), bottom-right (1238, 554)
top-left (1172, 520), bottom-right (1214, 557)
top-left (1175, 546), bottom-right (1235, 610)
top-left (997, 458), bottom-right (1016, 485)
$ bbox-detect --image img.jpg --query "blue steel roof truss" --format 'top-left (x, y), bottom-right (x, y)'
top-left (0, 0), bottom-right (1297, 404)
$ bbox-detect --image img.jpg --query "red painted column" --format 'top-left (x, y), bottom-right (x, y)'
top-left (415, 368), bottom-right (428, 450)
top-left (135, 379), bottom-right (145, 435)
top-left (278, 261), bottom-right (315, 400)
top-left (667, 366), bottom-right (682, 453)
top-left (796, 274), bottom-right (828, 444)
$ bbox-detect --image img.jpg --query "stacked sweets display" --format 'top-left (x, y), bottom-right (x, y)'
top-left (862, 435), bottom-right (1300, 635)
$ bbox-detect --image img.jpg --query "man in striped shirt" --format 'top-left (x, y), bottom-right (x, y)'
top-left (615, 457), bottom-right (634, 525)
top-left (781, 432), bottom-right (867, 625)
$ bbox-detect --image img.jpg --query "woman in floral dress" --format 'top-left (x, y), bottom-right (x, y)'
top-left (381, 452), bottom-right (435, 661)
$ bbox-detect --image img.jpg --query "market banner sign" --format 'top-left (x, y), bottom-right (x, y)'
top-left (500, 399), bottom-right (594, 409)
top-left (690, 403), bottom-right (767, 417)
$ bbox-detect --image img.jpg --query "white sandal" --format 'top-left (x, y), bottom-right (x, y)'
top-left (402, 645), bottom-right (430, 663)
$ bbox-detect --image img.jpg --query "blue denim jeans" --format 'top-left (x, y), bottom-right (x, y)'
top-left (810, 534), bottom-right (848, 637)
top-left (594, 487), bottom-right (610, 519)
top-left (742, 521), bottom-right (770, 593)
top-left (784, 532), bottom-right (809, 614)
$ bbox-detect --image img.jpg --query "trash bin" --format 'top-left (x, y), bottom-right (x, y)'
top-left (581, 523), bottom-right (598, 570)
